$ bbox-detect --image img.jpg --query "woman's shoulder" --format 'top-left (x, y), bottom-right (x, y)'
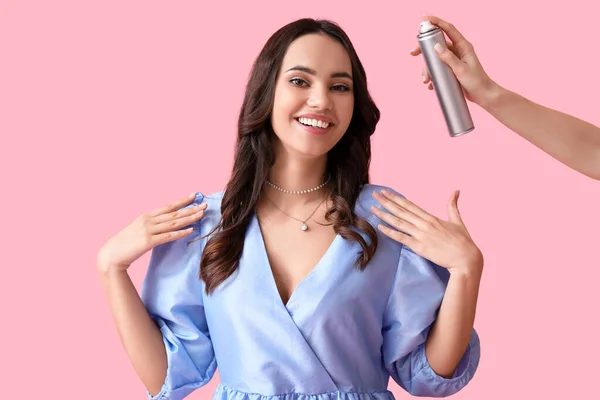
top-left (352, 183), bottom-right (407, 237)
top-left (197, 189), bottom-right (225, 209)
top-left (188, 189), bottom-right (225, 234)
top-left (356, 183), bottom-right (406, 209)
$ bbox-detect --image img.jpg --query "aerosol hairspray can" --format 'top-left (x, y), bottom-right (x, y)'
top-left (417, 21), bottom-right (474, 137)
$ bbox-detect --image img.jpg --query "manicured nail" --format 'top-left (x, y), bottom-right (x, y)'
top-left (189, 192), bottom-right (196, 198)
top-left (434, 43), bottom-right (445, 53)
top-left (422, 75), bottom-right (426, 82)
top-left (381, 189), bottom-right (390, 196)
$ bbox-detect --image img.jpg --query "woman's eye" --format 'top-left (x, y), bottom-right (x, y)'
top-left (289, 78), bottom-right (308, 87)
top-left (332, 85), bottom-right (350, 92)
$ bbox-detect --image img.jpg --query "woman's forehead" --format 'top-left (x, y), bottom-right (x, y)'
top-left (281, 34), bottom-right (351, 75)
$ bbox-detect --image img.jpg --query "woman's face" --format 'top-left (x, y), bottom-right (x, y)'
top-left (270, 33), bottom-right (354, 159)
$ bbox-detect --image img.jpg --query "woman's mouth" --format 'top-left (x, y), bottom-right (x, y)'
top-left (294, 117), bottom-right (334, 135)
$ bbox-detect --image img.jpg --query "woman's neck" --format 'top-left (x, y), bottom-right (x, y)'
top-left (265, 149), bottom-right (329, 206)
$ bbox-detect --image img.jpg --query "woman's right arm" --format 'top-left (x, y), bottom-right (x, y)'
top-left (97, 193), bottom-right (207, 397)
top-left (98, 266), bottom-right (167, 396)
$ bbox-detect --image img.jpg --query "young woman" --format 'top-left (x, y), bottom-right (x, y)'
top-left (415, 15), bottom-right (600, 180)
top-left (98, 18), bottom-right (484, 400)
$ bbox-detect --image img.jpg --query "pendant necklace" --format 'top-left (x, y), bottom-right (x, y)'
top-left (263, 195), bottom-right (326, 232)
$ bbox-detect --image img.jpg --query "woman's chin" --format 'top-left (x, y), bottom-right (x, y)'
top-left (280, 142), bottom-right (331, 159)
top-left (273, 126), bottom-right (341, 159)
top-left (294, 146), bottom-right (330, 159)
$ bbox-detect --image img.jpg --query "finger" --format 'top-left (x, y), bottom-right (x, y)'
top-left (447, 191), bottom-right (473, 239)
top-left (412, 40), bottom-right (453, 57)
top-left (433, 42), bottom-right (466, 75)
top-left (153, 202), bottom-right (207, 224)
top-left (447, 190), bottom-right (464, 225)
top-left (421, 42), bottom-right (453, 86)
top-left (152, 209), bottom-right (205, 235)
top-left (378, 189), bottom-right (433, 223)
top-left (152, 227), bottom-right (195, 246)
top-left (422, 67), bottom-right (430, 84)
top-left (372, 191), bottom-right (423, 227)
top-left (148, 193), bottom-right (199, 217)
top-left (377, 224), bottom-right (418, 249)
top-left (370, 205), bottom-right (417, 236)
top-left (423, 15), bottom-right (470, 49)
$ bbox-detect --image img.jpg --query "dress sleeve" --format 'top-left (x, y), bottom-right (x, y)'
top-left (382, 245), bottom-right (480, 397)
top-left (141, 192), bottom-right (217, 400)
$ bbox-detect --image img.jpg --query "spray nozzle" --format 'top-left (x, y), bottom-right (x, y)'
top-left (419, 21), bottom-right (437, 34)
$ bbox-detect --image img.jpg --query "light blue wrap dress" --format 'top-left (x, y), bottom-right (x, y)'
top-left (141, 184), bottom-right (480, 400)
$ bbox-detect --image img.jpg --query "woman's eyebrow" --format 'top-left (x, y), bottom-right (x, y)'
top-left (285, 65), bottom-right (352, 80)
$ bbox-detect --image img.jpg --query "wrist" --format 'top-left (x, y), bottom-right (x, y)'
top-left (477, 80), bottom-right (508, 111)
top-left (449, 265), bottom-right (483, 283)
top-left (449, 249), bottom-right (484, 279)
top-left (97, 258), bottom-right (130, 277)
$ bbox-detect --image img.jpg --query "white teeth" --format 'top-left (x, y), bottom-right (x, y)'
top-left (298, 117), bottom-right (330, 129)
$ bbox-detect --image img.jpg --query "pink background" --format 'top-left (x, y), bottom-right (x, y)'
top-left (2, 0), bottom-right (599, 398)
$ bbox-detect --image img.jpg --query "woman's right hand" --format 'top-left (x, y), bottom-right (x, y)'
top-left (97, 193), bottom-right (207, 274)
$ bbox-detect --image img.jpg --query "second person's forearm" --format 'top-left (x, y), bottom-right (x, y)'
top-left (481, 84), bottom-right (600, 179)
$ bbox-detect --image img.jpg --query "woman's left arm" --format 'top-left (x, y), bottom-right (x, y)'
top-left (425, 263), bottom-right (482, 377)
top-left (372, 188), bottom-right (483, 378)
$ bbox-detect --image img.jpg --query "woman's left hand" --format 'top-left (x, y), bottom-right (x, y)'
top-left (371, 189), bottom-right (483, 276)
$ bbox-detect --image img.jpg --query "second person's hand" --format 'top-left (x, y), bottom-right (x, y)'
top-left (411, 15), bottom-right (501, 108)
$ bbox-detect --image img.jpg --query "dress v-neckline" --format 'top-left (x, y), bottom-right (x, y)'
top-left (252, 211), bottom-right (341, 309)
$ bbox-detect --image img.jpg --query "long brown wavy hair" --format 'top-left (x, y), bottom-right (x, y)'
top-left (198, 18), bottom-right (381, 294)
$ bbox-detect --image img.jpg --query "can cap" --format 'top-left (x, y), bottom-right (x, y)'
top-left (419, 21), bottom-right (437, 34)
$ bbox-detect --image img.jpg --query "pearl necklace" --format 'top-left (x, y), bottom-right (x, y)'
top-left (265, 176), bottom-right (330, 195)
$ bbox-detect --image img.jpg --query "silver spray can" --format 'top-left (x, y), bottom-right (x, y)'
top-left (417, 21), bottom-right (474, 137)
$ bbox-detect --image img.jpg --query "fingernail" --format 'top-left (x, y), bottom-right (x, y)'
top-left (381, 189), bottom-right (389, 196)
top-left (434, 43), bottom-right (445, 53)
top-left (422, 75), bottom-right (426, 82)
top-left (189, 192), bottom-right (196, 198)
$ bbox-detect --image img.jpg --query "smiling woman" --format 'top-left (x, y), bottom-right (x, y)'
top-left (271, 34), bottom-right (355, 156)
top-left (98, 17), bottom-right (482, 400)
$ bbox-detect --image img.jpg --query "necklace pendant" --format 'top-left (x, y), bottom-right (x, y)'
top-left (301, 223), bottom-right (308, 231)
